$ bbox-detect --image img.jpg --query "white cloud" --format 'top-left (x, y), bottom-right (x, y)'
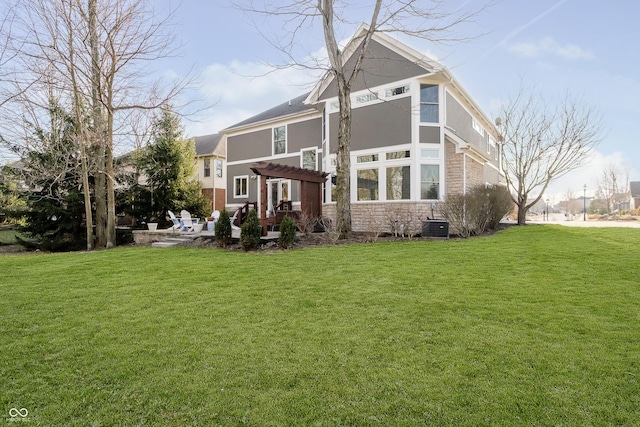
top-left (183, 60), bottom-right (322, 137)
top-left (507, 36), bottom-right (595, 61)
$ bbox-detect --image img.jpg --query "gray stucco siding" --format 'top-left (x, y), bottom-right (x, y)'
top-left (483, 164), bottom-right (501, 185)
top-left (445, 92), bottom-right (486, 150)
top-left (328, 97), bottom-right (411, 152)
top-left (319, 40), bottom-right (430, 100)
top-left (227, 163), bottom-right (258, 203)
top-left (419, 126), bottom-right (441, 144)
top-left (227, 129), bottom-right (272, 162)
top-left (287, 118), bottom-right (322, 153)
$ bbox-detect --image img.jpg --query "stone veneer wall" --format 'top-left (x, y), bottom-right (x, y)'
top-left (466, 156), bottom-right (484, 189)
top-left (322, 202), bottom-right (440, 234)
top-left (445, 140), bottom-right (485, 195)
top-left (445, 141), bottom-right (464, 196)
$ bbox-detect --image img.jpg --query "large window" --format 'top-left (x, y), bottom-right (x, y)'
top-left (420, 84), bottom-right (439, 123)
top-left (302, 149), bottom-right (317, 170)
top-left (273, 126), bottom-right (286, 155)
top-left (357, 169), bottom-right (379, 201)
top-left (420, 165), bottom-right (439, 199)
top-left (234, 176), bottom-right (248, 198)
top-left (203, 158), bottom-right (211, 177)
top-left (386, 166), bottom-right (411, 200)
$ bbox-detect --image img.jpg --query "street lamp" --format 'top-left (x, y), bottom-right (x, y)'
top-left (546, 198), bottom-right (550, 221)
top-left (583, 184), bottom-right (587, 221)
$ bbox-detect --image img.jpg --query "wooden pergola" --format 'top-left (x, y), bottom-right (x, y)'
top-left (250, 161), bottom-right (329, 220)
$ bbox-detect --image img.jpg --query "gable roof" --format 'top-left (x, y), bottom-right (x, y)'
top-left (305, 24), bottom-right (499, 137)
top-left (194, 133), bottom-right (225, 157)
top-left (225, 92), bottom-right (316, 131)
top-left (305, 24), bottom-right (442, 105)
top-left (630, 181), bottom-right (640, 197)
top-left (223, 25), bottom-right (498, 138)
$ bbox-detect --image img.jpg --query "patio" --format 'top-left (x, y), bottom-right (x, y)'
top-left (132, 227), bottom-right (281, 247)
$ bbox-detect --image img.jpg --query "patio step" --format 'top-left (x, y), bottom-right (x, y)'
top-left (151, 235), bottom-right (197, 248)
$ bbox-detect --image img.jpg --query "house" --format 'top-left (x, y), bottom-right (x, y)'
top-left (222, 26), bottom-right (503, 232)
top-left (194, 133), bottom-right (226, 213)
top-left (630, 181), bottom-right (640, 212)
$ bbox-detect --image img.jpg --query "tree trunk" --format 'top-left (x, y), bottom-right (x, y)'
top-left (105, 113), bottom-right (116, 248)
top-left (89, 0), bottom-right (108, 248)
top-left (517, 203), bottom-right (527, 225)
top-left (65, 0), bottom-right (94, 251)
top-left (94, 151), bottom-right (107, 247)
top-left (335, 78), bottom-right (352, 238)
top-left (80, 144), bottom-right (94, 250)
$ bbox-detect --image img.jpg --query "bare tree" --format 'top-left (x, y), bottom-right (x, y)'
top-left (236, 0), bottom-right (488, 238)
top-left (1, 0), bottom-right (191, 249)
top-left (497, 89), bottom-right (601, 225)
top-left (596, 161), bottom-right (629, 214)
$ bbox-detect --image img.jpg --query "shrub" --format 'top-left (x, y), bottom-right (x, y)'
top-left (441, 184), bottom-right (514, 238)
top-left (440, 193), bottom-right (472, 238)
top-left (484, 185), bottom-right (514, 229)
top-left (278, 215), bottom-right (297, 249)
top-left (317, 217), bottom-right (340, 244)
top-left (215, 209), bottom-right (232, 248)
top-left (240, 210), bottom-right (262, 251)
top-left (295, 211), bottom-right (317, 236)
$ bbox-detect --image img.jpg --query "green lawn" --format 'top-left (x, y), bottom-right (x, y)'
top-left (1, 225), bottom-right (639, 426)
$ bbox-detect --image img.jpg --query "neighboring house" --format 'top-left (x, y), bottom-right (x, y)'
top-left (630, 181), bottom-right (640, 211)
top-left (194, 133), bottom-right (226, 213)
top-left (223, 26), bottom-right (503, 232)
top-left (612, 191), bottom-right (632, 213)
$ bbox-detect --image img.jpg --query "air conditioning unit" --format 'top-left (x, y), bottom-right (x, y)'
top-left (422, 220), bottom-right (449, 238)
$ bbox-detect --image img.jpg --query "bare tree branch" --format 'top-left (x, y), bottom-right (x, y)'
top-left (499, 86), bottom-right (602, 224)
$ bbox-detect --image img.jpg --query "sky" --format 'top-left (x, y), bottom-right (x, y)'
top-left (7, 0), bottom-right (640, 203)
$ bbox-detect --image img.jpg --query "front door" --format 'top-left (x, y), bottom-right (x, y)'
top-left (267, 179), bottom-right (290, 212)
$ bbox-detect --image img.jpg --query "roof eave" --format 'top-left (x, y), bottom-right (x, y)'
top-left (223, 108), bottom-right (320, 135)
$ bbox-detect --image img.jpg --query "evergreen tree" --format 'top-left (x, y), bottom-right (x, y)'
top-left (240, 209), bottom-right (262, 251)
top-left (215, 209), bottom-right (232, 248)
top-left (10, 101), bottom-right (87, 251)
top-left (138, 107), bottom-right (209, 226)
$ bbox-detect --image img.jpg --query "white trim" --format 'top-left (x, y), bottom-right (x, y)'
top-left (233, 175), bottom-right (249, 198)
top-left (472, 117), bottom-right (486, 137)
top-left (419, 163), bottom-right (441, 201)
top-left (267, 179), bottom-right (292, 211)
top-left (272, 125), bottom-right (287, 156)
top-left (227, 153), bottom-right (300, 167)
top-left (300, 147), bottom-right (319, 170)
top-left (419, 83), bottom-right (440, 124)
top-left (224, 110), bottom-right (322, 138)
top-left (305, 24), bottom-right (442, 105)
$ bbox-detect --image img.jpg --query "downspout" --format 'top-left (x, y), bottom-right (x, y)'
top-left (463, 154), bottom-right (467, 194)
top-left (212, 155), bottom-right (216, 213)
